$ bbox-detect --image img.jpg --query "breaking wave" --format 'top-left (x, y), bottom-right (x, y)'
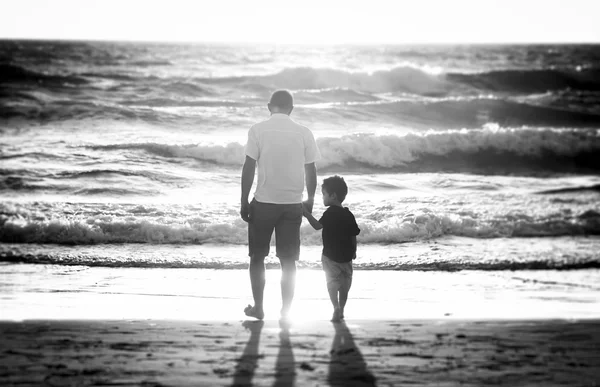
top-left (86, 128), bottom-right (600, 175)
top-left (1, 204), bottom-right (598, 245)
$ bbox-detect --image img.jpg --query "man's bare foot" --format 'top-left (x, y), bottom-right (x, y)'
top-left (244, 304), bottom-right (264, 320)
top-left (331, 308), bottom-right (342, 323)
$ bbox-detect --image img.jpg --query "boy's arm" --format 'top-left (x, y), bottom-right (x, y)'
top-left (351, 235), bottom-right (357, 259)
top-left (302, 205), bottom-right (323, 230)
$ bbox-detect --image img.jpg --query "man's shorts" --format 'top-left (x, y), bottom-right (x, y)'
top-left (248, 199), bottom-right (303, 260)
top-left (321, 254), bottom-right (353, 290)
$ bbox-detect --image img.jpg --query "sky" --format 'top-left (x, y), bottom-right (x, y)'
top-left (1, 0), bottom-right (599, 44)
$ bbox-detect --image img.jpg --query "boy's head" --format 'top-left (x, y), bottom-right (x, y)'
top-left (321, 175), bottom-right (348, 206)
top-left (268, 90), bottom-right (294, 115)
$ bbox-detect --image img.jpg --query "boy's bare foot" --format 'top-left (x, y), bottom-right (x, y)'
top-left (340, 309), bottom-right (345, 320)
top-left (331, 308), bottom-right (342, 323)
top-left (244, 304), bottom-right (264, 320)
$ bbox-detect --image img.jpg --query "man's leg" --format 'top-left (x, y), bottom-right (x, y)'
top-left (279, 258), bottom-right (296, 318)
top-left (249, 254), bottom-right (266, 317)
top-left (274, 203), bottom-right (302, 319)
top-left (246, 200), bottom-right (275, 320)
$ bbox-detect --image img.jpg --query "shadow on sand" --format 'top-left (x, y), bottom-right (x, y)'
top-left (231, 320), bottom-right (264, 386)
top-left (273, 319), bottom-right (296, 387)
top-left (328, 321), bottom-right (377, 387)
top-left (231, 320), bottom-right (296, 387)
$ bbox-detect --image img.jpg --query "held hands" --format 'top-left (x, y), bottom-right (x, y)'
top-left (301, 198), bottom-right (314, 216)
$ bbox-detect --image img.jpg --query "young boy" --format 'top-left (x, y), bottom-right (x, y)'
top-left (303, 175), bottom-right (360, 322)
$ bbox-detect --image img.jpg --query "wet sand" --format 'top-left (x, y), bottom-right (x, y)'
top-left (1, 318), bottom-right (599, 386)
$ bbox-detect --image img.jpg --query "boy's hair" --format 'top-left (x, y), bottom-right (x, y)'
top-left (322, 175), bottom-right (348, 202)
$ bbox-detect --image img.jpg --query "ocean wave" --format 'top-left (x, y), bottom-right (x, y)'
top-left (447, 68), bottom-right (600, 94)
top-left (537, 184), bottom-right (600, 194)
top-left (1, 205), bottom-right (598, 245)
top-left (0, 178), bottom-right (152, 195)
top-left (199, 66), bottom-right (600, 96)
top-left (130, 59), bottom-right (173, 67)
top-left (312, 98), bottom-right (600, 128)
top-left (314, 128), bottom-right (600, 174)
top-left (120, 98), bottom-right (246, 108)
top-left (54, 169), bottom-right (148, 178)
top-left (3, 86), bottom-right (599, 128)
top-left (5, 63), bottom-right (599, 98)
top-left (88, 128), bottom-right (600, 175)
top-left (0, 63), bottom-right (88, 86)
top-left (202, 66), bottom-right (449, 95)
top-left (87, 142), bottom-right (245, 165)
top-left (1, 248), bottom-right (598, 271)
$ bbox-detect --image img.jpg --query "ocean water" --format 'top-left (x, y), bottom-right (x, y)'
top-left (1, 40), bottom-right (600, 274)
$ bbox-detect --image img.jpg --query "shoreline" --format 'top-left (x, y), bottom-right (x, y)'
top-left (1, 265), bottom-right (599, 322)
top-left (1, 318), bottom-right (599, 386)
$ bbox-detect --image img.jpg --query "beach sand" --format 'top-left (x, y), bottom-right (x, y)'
top-left (1, 265), bottom-right (600, 386)
top-left (1, 318), bottom-right (599, 386)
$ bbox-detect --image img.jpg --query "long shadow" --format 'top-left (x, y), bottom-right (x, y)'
top-left (231, 320), bottom-right (264, 387)
top-left (328, 321), bottom-right (377, 387)
top-left (273, 319), bottom-right (296, 387)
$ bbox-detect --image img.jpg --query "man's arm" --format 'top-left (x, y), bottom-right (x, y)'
top-left (303, 162), bottom-right (317, 213)
top-left (240, 156), bottom-right (256, 222)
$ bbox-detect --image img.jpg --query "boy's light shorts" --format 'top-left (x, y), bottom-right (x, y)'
top-left (321, 254), bottom-right (353, 290)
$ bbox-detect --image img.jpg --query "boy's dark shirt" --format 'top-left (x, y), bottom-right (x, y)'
top-left (319, 206), bottom-right (360, 263)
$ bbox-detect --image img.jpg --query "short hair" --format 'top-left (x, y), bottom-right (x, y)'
top-left (269, 90), bottom-right (294, 109)
top-left (322, 175), bottom-right (348, 202)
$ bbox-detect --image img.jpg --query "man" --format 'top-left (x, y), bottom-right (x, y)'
top-left (240, 90), bottom-right (320, 321)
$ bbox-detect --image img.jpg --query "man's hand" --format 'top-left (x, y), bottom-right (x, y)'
top-left (301, 202), bottom-right (311, 217)
top-left (302, 198), bottom-right (314, 214)
top-left (240, 200), bottom-right (251, 222)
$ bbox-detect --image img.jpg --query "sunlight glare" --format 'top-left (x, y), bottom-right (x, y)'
top-left (1, 0), bottom-right (599, 43)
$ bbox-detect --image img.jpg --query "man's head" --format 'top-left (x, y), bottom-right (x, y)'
top-left (321, 175), bottom-right (348, 206)
top-left (268, 90), bottom-right (294, 115)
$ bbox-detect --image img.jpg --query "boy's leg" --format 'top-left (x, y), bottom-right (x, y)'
top-left (338, 264), bottom-right (353, 319)
top-left (328, 282), bottom-right (342, 322)
top-left (338, 285), bottom-right (348, 317)
top-left (327, 281), bottom-right (341, 310)
top-left (322, 255), bottom-right (343, 321)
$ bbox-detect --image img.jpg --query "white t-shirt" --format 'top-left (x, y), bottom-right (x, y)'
top-left (245, 114), bottom-right (320, 204)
